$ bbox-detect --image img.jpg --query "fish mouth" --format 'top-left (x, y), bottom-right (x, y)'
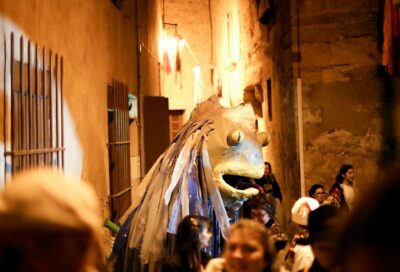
top-left (212, 162), bottom-right (264, 208)
top-left (223, 174), bottom-right (257, 191)
top-left (214, 173), bottom-right (260, 203)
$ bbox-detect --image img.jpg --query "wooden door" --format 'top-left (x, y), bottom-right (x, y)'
top-left (143, 96), bottom-right (170, 173)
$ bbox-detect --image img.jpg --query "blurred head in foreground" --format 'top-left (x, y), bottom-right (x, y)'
top-left (222, 218), bottom-right (277, 272)
top-left (0, 168), bottom-right (106, 272)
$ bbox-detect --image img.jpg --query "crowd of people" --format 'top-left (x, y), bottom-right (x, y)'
top-left (0, 162), bottom-right (398, 272)
top-left (159, 162), bottom-right (394, 272)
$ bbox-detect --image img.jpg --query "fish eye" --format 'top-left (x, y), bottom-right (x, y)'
top-left (227, 130), bottom-right (244, 146)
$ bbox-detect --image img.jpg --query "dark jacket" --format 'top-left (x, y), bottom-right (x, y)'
top-left (255, 174), bottom-right (283, 202)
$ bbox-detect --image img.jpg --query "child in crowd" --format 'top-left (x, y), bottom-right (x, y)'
top-left (286, 197), bottom-right (319, 272)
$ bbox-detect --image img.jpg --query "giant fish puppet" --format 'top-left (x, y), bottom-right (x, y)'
top-left (110, 95), bottom-right (268, 271)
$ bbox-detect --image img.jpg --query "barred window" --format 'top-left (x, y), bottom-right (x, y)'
top-left (3, 33), bottom-right (64, 178)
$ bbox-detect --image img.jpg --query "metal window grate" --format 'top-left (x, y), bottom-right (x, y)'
top-left (3, 33), bottom-right (64, 176)
top-left (107, 80), bottom-right (131, 222)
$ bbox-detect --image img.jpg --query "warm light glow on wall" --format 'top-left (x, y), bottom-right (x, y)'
top-left (161, 30), bottom-right (185, 74)
top-left (218, 1), bottom-right (242, 108)
top-left (230, 3), bottom-right (240, 63)
top-left (166, 37), bottom-right (178, 55)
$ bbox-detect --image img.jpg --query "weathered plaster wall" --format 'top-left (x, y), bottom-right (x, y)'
top-left (296, 0), bottom-right (399, 196)
top-left (208, 0), bottom-right (399, 230)
top-left (0, 0), bottom-right (139, 222)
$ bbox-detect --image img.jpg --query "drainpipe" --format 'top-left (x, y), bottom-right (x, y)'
top-left (296, 78), bottom-right (305, 196)
top-left (296, 0), bottom-right (305, 196)
top-left (135, 0), bottom-right (143, 178)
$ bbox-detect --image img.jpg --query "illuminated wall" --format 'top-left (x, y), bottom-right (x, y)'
top-left (0, 0), bottom-right (140, 226)
top-left (296, 0), bottom-right (400, 196)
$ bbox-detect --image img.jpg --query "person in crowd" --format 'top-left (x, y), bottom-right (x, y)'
top-left (254, 162), bottom-right (283, 224)
top-left (162, 215), bottom-right (213, 272)
top-left (205, 218), bottom-right (279, 272)
top-left (308, 184), bottom-right (325, 204)
top-left (327, 164), bottom-right (356, 211)
top-left (246, 195), bottom-right (288, 251)
top-left (286, 197), bottom-right (319, 272)
top-left (255, 162), bottom-right (283, 201)
top-left (0, 168), bottom-right (107, 272)
top-left (247, 194), bottom-right (275, 228)
top-left (297, 205), bottom-right (343, 272)
top-left (335, 164), bottom-right (400, 272)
